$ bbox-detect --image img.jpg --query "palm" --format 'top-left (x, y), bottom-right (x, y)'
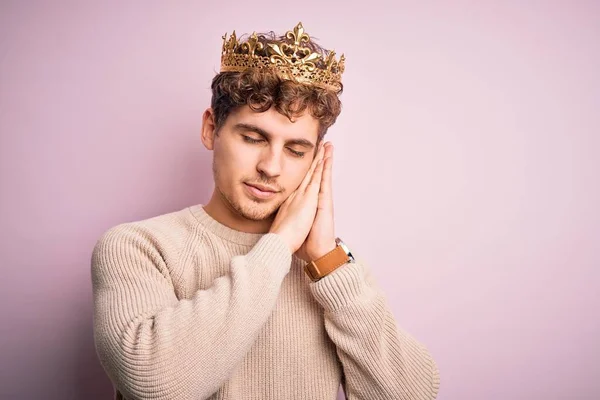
top-left (295, 143), bottom-right (335, 262)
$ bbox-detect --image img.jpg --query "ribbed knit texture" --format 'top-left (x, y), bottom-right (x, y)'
top-left (91, 204), bottom-right (440, 400)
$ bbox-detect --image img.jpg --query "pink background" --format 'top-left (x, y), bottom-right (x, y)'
top-left (1, 1), bottom-right (598, 399)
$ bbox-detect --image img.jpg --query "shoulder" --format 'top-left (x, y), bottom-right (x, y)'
top-left (92, 206), bottom-right (204, 273)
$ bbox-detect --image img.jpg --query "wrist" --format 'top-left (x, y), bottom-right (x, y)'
top-left (304, 238), bottom-right (352, 282)
top-left (307, 241), bottom-right (337, 261)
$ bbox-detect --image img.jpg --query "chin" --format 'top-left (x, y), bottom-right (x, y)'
top-left (237, 201), bottom-right (279, 221)
top-left (230, 191), bottom-right (281, 221)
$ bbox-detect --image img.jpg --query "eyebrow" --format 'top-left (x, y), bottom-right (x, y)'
top-left (233, 123), bottom-right (316, 149)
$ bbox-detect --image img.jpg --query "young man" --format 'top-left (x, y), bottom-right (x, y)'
top-left (92, 22), bottom-right (440, 400)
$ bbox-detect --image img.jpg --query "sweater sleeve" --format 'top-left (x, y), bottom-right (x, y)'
top-left (91, 225), bottom-right (291, 400)
top-left (309, 261), bottom-right (440, 400)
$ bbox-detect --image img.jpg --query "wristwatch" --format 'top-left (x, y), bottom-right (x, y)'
top-left (304, 237), bottom-right (355, 282)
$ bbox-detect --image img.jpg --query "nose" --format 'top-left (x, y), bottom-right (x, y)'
top-left (256, 147), bottom-right (282, 178)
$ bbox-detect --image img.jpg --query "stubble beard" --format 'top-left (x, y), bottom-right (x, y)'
top-left (213, 161), bottom-right (282, 222)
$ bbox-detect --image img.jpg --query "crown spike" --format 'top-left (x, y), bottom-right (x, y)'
top-left (219, 23), bottom-right (344, 91)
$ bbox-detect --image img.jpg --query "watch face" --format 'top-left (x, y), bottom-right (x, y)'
top-left (335, 238), bottom-right (355, 261)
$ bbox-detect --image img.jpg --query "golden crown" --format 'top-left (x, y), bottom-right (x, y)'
top-left (220, 22), bottom-right (345, 92)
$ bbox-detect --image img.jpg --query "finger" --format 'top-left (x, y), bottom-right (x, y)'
top-left (320, 145), bottom-right (333, 197)
top-left (319, 163), bottom-right (333, 212)
top-left (323, 142), bottom-right (333, 158)
top-left (299, 141), bottom-right (324, 191)
top-left (299, 141), bottom-right (326, 192)
top-left (307, 158), bottom-right (325, 195)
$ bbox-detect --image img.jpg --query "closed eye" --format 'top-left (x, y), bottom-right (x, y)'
top-left (243, 135), bottom-right (305, 158)
top-left (287, 148), bottom-right (305, 158)
top-left (242, 135), bottom-right (264, 144)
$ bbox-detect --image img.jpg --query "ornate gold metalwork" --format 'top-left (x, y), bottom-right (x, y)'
top-left (220, 22), bottom-right (345, 92)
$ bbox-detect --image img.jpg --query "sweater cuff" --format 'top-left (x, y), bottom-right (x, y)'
top-left (309, 261), bottom-right (377, 312)
top-left (245, 233), bottom-right (293, 280)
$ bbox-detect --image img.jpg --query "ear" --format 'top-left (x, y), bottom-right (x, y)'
top-left (201, 108), bottom-right (217, 151)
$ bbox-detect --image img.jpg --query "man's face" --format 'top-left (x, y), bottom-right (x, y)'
top-left (207, 105), bottom-right (320, 221)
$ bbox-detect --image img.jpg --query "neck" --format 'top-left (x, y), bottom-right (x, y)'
top-left (203, 189), bottom-right (274, 234)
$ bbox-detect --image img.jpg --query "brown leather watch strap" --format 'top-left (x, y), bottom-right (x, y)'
top-left (304, 245), bottom-right (350, 282)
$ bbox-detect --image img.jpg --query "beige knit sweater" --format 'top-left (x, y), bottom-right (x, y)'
top-left (91, 204), bottom-right (440, 400)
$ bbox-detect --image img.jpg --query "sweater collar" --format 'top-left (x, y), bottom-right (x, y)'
top-left (189, 204), bottom-right (266, 246)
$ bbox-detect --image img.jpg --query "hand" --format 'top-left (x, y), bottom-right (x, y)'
top-left (295, 142), bottom-right (337, 262)
top-left (269, 142), bottom-right (326, 254)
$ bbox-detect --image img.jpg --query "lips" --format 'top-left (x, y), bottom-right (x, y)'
top-left (245, 183), bottom-right (278, 193)
top-left (244, 182), bottom-right (279, 200)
